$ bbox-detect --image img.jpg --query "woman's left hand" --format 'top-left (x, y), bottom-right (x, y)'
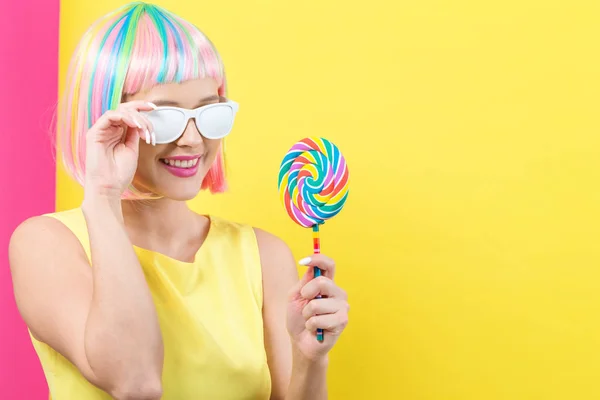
top-left (286, 254), bottom-right (349, 361)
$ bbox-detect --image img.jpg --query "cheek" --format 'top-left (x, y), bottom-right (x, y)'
top-left (206, 140), bottom-right (222, 162)
top-left (136, 145), bottom-right (161, 171)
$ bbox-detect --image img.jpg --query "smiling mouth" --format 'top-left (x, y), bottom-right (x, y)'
top-left (160, 158), bottom-right (200, 169)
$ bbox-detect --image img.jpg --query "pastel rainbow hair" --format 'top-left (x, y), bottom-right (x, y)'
top-left (59, 2), bottom-right (227, 198)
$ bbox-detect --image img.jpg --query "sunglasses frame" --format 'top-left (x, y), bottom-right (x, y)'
top-left (144, 100), bottom-right (239, 144)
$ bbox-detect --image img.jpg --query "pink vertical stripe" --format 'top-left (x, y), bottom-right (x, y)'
top-left (0, 0), bottom-right (58, 398)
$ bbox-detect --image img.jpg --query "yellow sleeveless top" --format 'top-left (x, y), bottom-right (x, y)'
top-left (29, 208), bottom-right (272, 400)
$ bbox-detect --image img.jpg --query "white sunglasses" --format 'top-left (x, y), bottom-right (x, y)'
top-left (143, 100), bottom-right (239, 144)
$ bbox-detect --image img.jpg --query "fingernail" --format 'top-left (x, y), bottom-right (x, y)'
top-left (298, 257), bottom-right (312, 266)
top-left (134, 118), bottom-right (142, 129)
top-left (148, 102), bottom-right (157, 109)
top-left (151, 132), bottom-right (156, 146)
top-left (145, 130), bottom-right (150, 144)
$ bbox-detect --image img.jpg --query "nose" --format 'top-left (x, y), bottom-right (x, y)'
top-left (175, 118), bottom-right (203, 147)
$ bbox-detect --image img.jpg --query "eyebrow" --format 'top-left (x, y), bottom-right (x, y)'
top-left (151, 95), bottom-right (221, 108)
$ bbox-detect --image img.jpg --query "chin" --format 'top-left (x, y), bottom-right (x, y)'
top-left (160, 185), bottom-right (202, 201)
top-left (134, 170), bottom-right (207, 201)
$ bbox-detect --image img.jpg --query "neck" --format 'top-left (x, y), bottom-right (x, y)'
top-left (121, 197), bottom-right (202, 249)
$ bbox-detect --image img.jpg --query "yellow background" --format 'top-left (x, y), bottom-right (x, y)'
top-left (57, 1), bottom-right (600, 399)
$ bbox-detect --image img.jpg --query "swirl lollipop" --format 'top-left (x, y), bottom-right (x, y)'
top-left (278, 137), bottom-right (350, 342)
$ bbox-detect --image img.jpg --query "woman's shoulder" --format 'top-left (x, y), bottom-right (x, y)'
top-left (9, 208), bottom-right (88, 271)
top-left (26, 207), bottom-right (88, 244)
top-left (43, 207), bottom-right (85, 222)
top-left (11, 207), bottom-right (83, 239)
top-left (253, 227), bottom-right (291, 256)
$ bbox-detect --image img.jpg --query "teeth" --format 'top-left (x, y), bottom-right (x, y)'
top-left (162, 158), bottom-right (199, 168)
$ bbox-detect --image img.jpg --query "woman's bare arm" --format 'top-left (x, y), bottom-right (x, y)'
top-left (9, 197), bottom-right (163, 400)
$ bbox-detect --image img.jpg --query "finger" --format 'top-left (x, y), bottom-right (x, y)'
top-left (288, 267), bottom-right (313, 302)
top-left (300, 276), bottom-right (347, 300)
top-left (122, 110), bottom-right (152, 145)
top-left (94, 111), bottom-right (144, 145)
top-left (123, 124), bottom-right (141, 150)
top-left (302, 298), bottom-right (349, 320)
top-left (298, 254), bottom-right (336, 279)
top-left (101, 110), bottom-right (141, 131)
top-left (120, 103), bottom-right (157, 145)
top-left (119, 100), bottom-right (157, 112)
top-left (305, 311), bottom-right (349, 335)
top-left (134, 112), bottom-right (155, 146)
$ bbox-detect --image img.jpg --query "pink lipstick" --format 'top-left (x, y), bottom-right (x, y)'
top-left (160, 155), bottom-right (202, 178)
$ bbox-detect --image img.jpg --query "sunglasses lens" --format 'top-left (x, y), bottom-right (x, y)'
top-left (145, 109), bottom-right (185, 144)
top-left (196, 104), bottom-right (235, 139)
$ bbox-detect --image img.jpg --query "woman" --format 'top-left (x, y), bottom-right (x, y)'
top-left (8, 3), bottom-right (349, 399)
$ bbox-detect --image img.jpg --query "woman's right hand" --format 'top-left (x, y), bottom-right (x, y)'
top-left (84, 101), bottom-right (156, 198)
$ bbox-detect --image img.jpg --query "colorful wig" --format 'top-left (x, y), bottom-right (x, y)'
top-left (59, 2), bottom-right (228, 198)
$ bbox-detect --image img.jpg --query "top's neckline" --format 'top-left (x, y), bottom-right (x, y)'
top-left (132, 214), bottom-right (215, 265)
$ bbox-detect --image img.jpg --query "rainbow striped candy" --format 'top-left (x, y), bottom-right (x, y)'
top-left (278, 137), bottom-right (350, 228)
